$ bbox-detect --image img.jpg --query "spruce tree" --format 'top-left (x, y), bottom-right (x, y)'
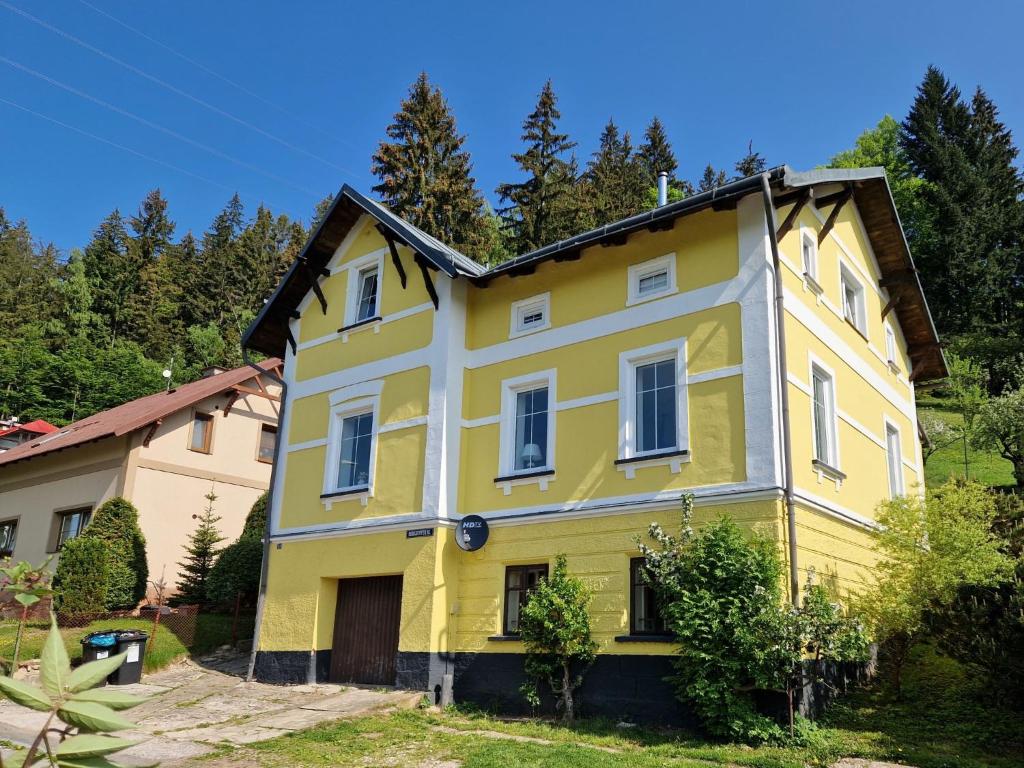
top-left (371, 72), bottom-right (488, 259)
top-left (638, 117), bottom-right (694, 199)
top-left (176, 490), bottom-right (226, 605)
top-left (82, 496), bottom-right (148, 610)
top-left (734, 140), bottom-right (767, 177)
top-left (585, 119), bottom-right (647, 225)
top-left (496, 81), bottom-right (581, 253)
top-left (697, 164), bottom-right (728, 192)
top-left (81, 210), bottom-right (131, 344)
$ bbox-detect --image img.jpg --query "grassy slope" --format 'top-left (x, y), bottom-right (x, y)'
top-left (919, 404), bottom-right (1016, 489)
top-left (226, 645), bottom-right (1022, 768)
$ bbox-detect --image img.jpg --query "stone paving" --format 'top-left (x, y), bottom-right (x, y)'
top-left (0, 650), bottom-right (422, 766)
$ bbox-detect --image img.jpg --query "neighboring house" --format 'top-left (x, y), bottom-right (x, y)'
top-left (0, 362), bottom-right (281, 586)
top-left (0, 419), bottom-right (58, 453)
top-left (242, 166), bottom-right (945, 719)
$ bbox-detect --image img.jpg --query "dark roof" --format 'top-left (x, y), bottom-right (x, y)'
top-left (244, 168), bottom-right (945, 380)
top-left (0, 360), bottom-right (280, 468)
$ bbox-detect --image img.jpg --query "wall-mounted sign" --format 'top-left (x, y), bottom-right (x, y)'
top-left (406, 527), bottom-right (434, 539)
top-left (455, 515), bottom-right (489, 551)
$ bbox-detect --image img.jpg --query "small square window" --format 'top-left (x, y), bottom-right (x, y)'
top-left (190, 412), bottom-right (214, 453)
top-left (510, 293), bottom-right (550, 338)
top-left (258, 424), bottom-right (277, 464)
top-left (627, 254), bottom-right (677, 306)
top-left (503, 563), bottom-right (548, 635)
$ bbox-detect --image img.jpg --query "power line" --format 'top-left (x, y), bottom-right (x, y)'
top-left (0, 0), bottom-right (361, 179)
top-left (1, 55), bottom-right (320, 197)
top-left (74, 0), bottom-right (358, 151)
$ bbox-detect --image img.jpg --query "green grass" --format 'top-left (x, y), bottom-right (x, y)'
top-left (228, 644), bottom-right (1022, 768)
top-left (919, 406), bottom-right (1016, 489)
top-left (0, 613), bottom-right (251, 673)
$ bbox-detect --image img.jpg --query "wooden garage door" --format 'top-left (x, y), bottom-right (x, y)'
top-left (329, 575), bottom-right (403, 685)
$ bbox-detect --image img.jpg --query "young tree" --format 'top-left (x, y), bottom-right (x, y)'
top-left (973, 387), bottom-right (1024, 487)
top-left (734, 140), bottom-right (767, 177)
top-left (496, 81), bottom-right (581, 254)
top-left (857, 480), bottom-right (1015, 694)
top-left (372, 72), bottom-right (489, 259)
top-left (81, 497), bottom-right (148, 610)
top-left (518, 554), bottom-right (596, 722)
top-left (584, 119), bottom-right (647, 225)
top-left (696, 164), bottom-right (727, 192)
top-left (176, 490), bottom-right (226, 604)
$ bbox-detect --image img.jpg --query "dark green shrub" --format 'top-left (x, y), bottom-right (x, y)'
top-left (53, 537), bottom-right (109, 616)
top-left (81, 496), bottom-right (148, 609)
top-left (206, 492), bottom-right (267, 607)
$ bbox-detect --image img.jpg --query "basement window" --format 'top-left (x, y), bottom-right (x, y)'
top-left (503, 563), bottom-right (549, 635)
top-left (627, 254), bottom-right (677, 306)
top-left (630, 558), bottom-right (666, 635)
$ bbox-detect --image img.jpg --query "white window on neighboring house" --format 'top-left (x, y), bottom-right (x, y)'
top-left (627, 254), bottom-right (677, 306)
top-left (355, 266), bottom-right (379, 322)
top-left (509, 293), bottom-right (550, 338)
top-left (323, 385), bottom-right (382, 498)
top-left (498, 370), bottom-right (556, 480)
top-left (811, 365), bottom-right (838, 469)
top-left (885, 324), bottom-right (898, 368)
top-left (886, 422), bottom-right (904, 498)
top-left (618, 339), bottom-right (689, 466)
top-left (840, 265), bottom-right (867, 336)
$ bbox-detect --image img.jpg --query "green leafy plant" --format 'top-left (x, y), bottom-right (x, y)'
top-left (517, 554), bottom-right (597, 722)
top-left (0, 614), bottom-right (153, 767)
top-left (0, 560), bottom-right (53, 671)
top-left (52, 538), bottom-right (109, 619)
top-left (81, 498), bottom-right (148, 610)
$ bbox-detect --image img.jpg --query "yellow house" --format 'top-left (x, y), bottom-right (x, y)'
top-left (0, 362), bottom-right (281, 592)
top-left (243, 167), bottom-right (945, 719)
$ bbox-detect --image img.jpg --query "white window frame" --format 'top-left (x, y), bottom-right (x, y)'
top-left (808, 357), bottom-right (841, 474)
top-left (884, 322), bottom-right (899, 370)
top-left (799, 226), bottom-right (824, 296)
top-left (509, 293), bottom-right (551, 339)
top-left (322, 381), bottom-right (383, 502)
top-left (497, 369), bottom-right (557, 483)
top-left (618, 338), bottom-right (689, 464)
top-left (885, 419), bottom-right (905, 498)
top-left (343, 249), bottom-right (386, 328)
top-left (839, 262), bottom-right (867, 337)
top-left (626, 254), bottom-right (677, 307)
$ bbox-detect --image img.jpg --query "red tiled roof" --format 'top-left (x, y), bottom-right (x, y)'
top-left (0, 360), bottom-right (280, 468)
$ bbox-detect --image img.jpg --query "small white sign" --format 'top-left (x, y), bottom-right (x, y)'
top-left (95, 650), bottom-right (109, 660)
top-left (126, 643), bottom-right (140, 663)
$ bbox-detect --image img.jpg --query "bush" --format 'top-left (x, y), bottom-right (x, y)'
top-left (206, 493), bottom-right (267, 606)
top-left (518, 554), bottom-right (597, 722)
top-left (53, 537), bottom-right (109, 616)
top-left (81, 496), bottom-right (148, 609)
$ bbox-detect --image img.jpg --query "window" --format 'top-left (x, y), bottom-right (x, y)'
top-left (513, 387), bottom-right (549, 471)
top-left (189, 412), bottom-right (214, 453)
top-left (258, 424), bottom-right (277, 464)
top-left (0, 519), bottom-right (17, 558)
top-left (510, 293), bottom-right (550, 338)
top-left (618, 339), bottom-right (688, 463)
top-left (636, 360), bottom-right (677, 453)
top-left (630, 558), bottom-right (666, 635)
top-left (886, 423), bottom-right (904, 498)
top-left (840, 265), bottom-right (867, 336)
top-left (885, 324), bottom-right (898, 366)
top-left (498, 371), bottom-right (556, 482)
top-left (627, 254), bottom-right (677, 306)
top-left (337, 411), bottom-right (374, 490)
top-left (503, 563), bottom-right (548, 635)
top-left (801, 231), bottom-right (818, 280)
top-left (355, 266), bottom-right (379, 322)
top-left (811, 365), bottom-right (837, 468)
top-left (53, 507), bottom-right (91, 551)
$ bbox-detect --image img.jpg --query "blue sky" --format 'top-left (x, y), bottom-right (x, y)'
top-left (1, 0), bottom-right (1021, 254)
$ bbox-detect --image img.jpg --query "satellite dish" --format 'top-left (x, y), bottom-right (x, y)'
top-left (455, 515), bottom-right (489, 552)
top-left (162, 369), bottom-right (172, 379)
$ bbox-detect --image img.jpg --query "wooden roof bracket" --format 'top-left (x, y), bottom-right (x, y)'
top-left (816, 186), bottom-right (853, 246)
top-left (414, 253), bottom-right (440, 309)
top-left (879, 269), bottom-right (918, 288)
top-left (285, 327), bottom-right (297, 355)
top-left (299, 257), bottom-right (328, 315)
top-left (223, 390), bottom-right (241, 416)
top-left (881, 291), bottom-right (903, 320)
top-left (378, 226), bottom-right (408, 289)
top-left (142, 418), bottom-right (162, 447)
top-left (909, 358), bottom-right (928, 382)
top-left (775, 188), bottom-right (811, 241)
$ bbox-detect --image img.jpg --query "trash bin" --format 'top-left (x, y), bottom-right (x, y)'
top-left (108, 630), bottom-right (148, 685)
top-left (80, 632), bottom-right (118, 668)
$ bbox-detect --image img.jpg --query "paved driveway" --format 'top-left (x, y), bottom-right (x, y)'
top-left (0, 650), bottom-right (421, 766)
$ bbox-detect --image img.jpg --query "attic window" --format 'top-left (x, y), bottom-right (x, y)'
top-left (355, 266), bottom-right (379, 322)
top-left (627, 254), bottom-right (677, 306)
top-left (510, 293), bottom-right (550, 338)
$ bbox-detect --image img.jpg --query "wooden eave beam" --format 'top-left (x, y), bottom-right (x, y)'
top-left (879, 269), bottom-right (918, 288)
top-left (881, 292), bottom-right (903, 320)
top-left (600, 232), bottom-right (629, 247)
top-left (817, 186), bottom-right (853, 246)
top-left (285, 327), bottom-right (297, 355)
top-left (232, 384), bottom-right (281, 402)
top-left (909, 358), bottom-right (929, 382)
top-left (414, 254), bottom-right (440, 309)
top-left (509, 264), bottom-right (536, 277)
top-left (775, 189), bottom-right (811, 241)
top-left (142, 419), bottom-right (162, 447)
top-left (553, 250), bottom-right (581, 262)
top-left (772, 188), bottom-right (810, 208)
top-left (813, 188), bottom-right (854, 209)
top-left (299, 258), bottom-right (328, 315)
top-left (379, 228), bottom-right (408, 289)
top-left (223, 390), bottom-right (241, 416)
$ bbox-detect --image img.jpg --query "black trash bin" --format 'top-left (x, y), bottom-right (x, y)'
top-left (80, 632), bottom-right (118, 672)
top-left (108, 630), bottom-right (148, 685)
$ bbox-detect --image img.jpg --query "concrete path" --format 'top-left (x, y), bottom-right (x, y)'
top-left (0, 649), bottom-right (422, 766)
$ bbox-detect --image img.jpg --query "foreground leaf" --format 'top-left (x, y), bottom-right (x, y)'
top-left (67, 652), bottom-right (128, 693)
top-left (58, 756), bottom-right (153, 768)
top-left (58, 700), bottom-right (137, 732)
top-left (69, 686), bottom-right (149, 710)
top-left (56, 734), bottom-right (137, 759)
top-left (41, 614), bottom-right (71, 698)
top-left (0, 676), bottom-right (54, 711)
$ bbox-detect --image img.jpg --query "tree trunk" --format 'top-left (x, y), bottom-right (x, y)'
top-left (561, 661), bottom-right (574, 723)
top-left (1011, 458), bottom-right (1024, 489)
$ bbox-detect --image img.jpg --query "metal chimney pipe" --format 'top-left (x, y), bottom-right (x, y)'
top-left (657, 171), bottom-right (669, 207)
